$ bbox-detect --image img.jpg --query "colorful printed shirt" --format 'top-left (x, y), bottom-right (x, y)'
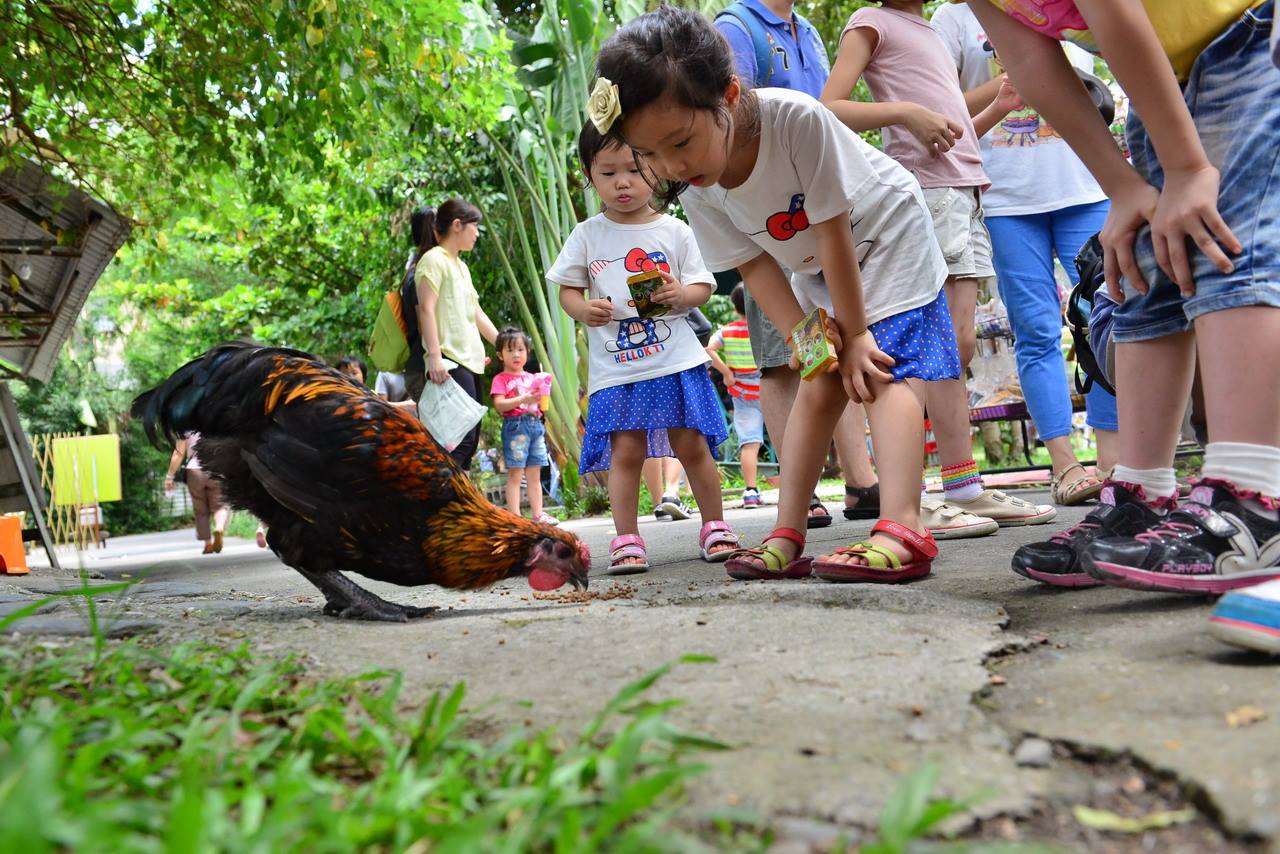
top-left (984, 0), bottom-right (1262, 81)
top-left (709, 319), bottom-right (761, 400)
top-left (931, 2), bottom-right (1106, 217)
top-left (547, 213), bottom-right (715, 395)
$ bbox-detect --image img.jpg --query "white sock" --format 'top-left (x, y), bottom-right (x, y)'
top-left (1202, 442), bottom-right (1280, 519)
top-left (1111, 465), bottom-right (1177, 501)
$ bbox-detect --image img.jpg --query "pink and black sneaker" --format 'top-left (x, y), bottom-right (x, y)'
top-left (1084, 481), bottom-right (1280, 594)
top-left (1010, 483), bottom-right (1168, 588)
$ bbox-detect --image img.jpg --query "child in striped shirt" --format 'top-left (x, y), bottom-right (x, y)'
top-left (707, 284), bottom-right (765, 508)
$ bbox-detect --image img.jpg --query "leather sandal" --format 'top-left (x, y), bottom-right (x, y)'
top-left (814, 520), bottom-right (938, 583)
top-left (1052, 462), bottom-right (1103, 506)
top-left (806, 494), bottom-right (833, 529)
top-left (607, 534), bottom-right (649, 575)
top-left (842, 483), bottom-right (881, 521)
top-left (725, 527), bottom-right (813, 580)
top-left (699, 520), bottom-right (740, 563)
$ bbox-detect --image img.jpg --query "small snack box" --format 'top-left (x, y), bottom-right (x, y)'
top-left (535, 373), bottom-right (553, 412)
top-left (626, 270), bottom-right (670, 319)
top-left (792, 307), bottom-right (838, 381)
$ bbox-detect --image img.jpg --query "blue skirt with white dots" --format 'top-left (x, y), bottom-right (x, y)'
top-left (580, 364), bottom-right (729, 473)
top-left (873, 288), bottom-right (961, 382)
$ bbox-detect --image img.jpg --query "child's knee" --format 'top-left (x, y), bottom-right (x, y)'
top-left (610, 431), bottom-right (648, 462)
top-left (668, 427), bottom-right (708, 458)
top-left (958, 334), bottom-right (976, 367)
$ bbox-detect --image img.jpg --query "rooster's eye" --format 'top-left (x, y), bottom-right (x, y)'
top-left (555, 544), bottom-right (573, 560)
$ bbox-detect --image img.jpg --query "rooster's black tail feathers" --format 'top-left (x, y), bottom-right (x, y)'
top-left (130, 342), bottom-right (311, 448)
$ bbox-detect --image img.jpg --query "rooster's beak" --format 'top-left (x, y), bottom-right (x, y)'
top-left (570, 570), bottom-right (589, 591)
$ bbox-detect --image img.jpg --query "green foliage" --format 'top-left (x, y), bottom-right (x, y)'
top-left (1, 0), bottom-right (511, 223)
top-left (0, 634), bottom-right (740, 852)
top-left (851, 763), bottom-right (1065, 854)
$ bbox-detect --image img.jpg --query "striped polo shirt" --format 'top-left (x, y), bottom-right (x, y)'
top-left (711, 319), bottom-right (761, 401)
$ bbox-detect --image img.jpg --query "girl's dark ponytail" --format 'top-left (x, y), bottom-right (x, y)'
top-left (415, 206), bottom-right (439, 258)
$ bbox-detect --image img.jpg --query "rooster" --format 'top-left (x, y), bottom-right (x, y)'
top-left (132, 343), bottom-right (589, 622)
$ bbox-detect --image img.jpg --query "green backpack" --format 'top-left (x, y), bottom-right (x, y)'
top-left (368, 289), bottom-right (410, 373)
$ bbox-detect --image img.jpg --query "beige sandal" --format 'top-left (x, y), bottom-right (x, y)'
top-left (1052, 462), bottom-right (1103, 506)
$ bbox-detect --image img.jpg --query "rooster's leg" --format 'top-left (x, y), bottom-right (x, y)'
top-left (294, 568), bottom-right (437, 623)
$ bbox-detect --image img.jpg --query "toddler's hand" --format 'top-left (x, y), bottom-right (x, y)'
top-left (582, 298), bottom-right (614, 327)
top-left (1099, 179), bottom-right (1160, 301)
top-left (651, 270), bottom-right (683, 307)
top-left (1152, 165), bottom-right (1241, 296)
top-left (904, 104), bottom-right (963, 157)
top-left (839, 328), bottom-right (895, 404)
top-left (994, 75), bottom-right (1023, 115)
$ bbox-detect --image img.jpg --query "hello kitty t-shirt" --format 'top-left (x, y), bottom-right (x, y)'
top-left (682, 88), bottom-right (944, 328)
top-left (548, 212), bottom-right (715, 395)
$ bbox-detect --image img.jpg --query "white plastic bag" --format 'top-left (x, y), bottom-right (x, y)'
top-left (417, 360), bottom-right (486, 452)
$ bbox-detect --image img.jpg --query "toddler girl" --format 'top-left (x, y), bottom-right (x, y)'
top-left (549, 122), bottom-right (739, 574)
top-left (595, 5), bottom-right (959, 582)
top-left (490, 326), bottom-right (558, 525)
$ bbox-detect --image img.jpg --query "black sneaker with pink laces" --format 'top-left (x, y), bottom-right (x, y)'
top-left (1010, 483), bottom-right (1170, 588)
top-left (1084, 481), bottom-right (1280, 594)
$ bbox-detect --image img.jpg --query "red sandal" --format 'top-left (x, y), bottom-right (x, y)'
top-left (725, 527), bottom-right (813, 580)
top-left (813, 520), bottom-right (937, 583)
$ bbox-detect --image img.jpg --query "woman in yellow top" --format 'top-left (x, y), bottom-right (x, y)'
top-left (403, 198), bottom-right (499, 470)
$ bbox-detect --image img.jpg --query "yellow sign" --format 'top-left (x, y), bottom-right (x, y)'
top-left (51, 435), bottom-right (122, 507)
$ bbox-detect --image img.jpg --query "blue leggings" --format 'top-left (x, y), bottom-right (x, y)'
top-left (986, 200), bottom-right (1119, 439)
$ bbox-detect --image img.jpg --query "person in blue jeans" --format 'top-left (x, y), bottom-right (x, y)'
top-left (968, 0), bottom-right (1280, 661)
top-left (933, 2), bottom-right (1117, 506)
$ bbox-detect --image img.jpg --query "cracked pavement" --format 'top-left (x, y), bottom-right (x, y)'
top-left (5, 489), bottom-right (1278, 849)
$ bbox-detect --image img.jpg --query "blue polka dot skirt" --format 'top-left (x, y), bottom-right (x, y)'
top-left (873, 288), bottom-right (962, 382)
top-left (580, 365), bottom-right (729, 473)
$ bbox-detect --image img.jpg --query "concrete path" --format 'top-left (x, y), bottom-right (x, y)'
top-left (5, 493), bottom-right (1278, 851)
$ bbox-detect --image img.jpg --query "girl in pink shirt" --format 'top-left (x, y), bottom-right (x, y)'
top-left (490, 327), bottom-right (558, 525)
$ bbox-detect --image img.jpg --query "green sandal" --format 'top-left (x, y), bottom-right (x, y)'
top-left (813, 520), bottom-right (937, 583)
top-left (725, 527), bottom-right (813, 580)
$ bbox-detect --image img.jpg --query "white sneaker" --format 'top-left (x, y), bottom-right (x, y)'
top-left (921, 497), bottom-right (999, 540)
top-left (945, 489), bottom-right (1057, 527)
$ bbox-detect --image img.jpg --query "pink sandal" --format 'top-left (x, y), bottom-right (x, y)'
top-left (724, 527), bottom-right (813, 580)
top-left (607, 534), bottom-right (649, 575)
top-left (699, 520), bottom-right (741, 563)
top-left (814, 520), bottom-right (937, 583)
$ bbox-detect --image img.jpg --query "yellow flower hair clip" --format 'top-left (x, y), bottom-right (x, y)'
top-left (587, 77), bottom-right (622, 134)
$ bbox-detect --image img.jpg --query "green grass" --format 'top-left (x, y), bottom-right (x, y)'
top-left (223, 512), bottom-right (262, 541)
top-left (0, 635), bottom-right (758, 853)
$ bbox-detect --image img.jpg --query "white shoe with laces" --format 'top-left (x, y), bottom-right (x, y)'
top-left (921, 497), bottom-right (999, 540)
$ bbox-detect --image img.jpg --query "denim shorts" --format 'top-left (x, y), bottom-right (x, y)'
top-left (502, 415), bottom-right (549, 468)
top-left (730, 394), bottom-right (765, 448)
top-left (1113, 0), bottom-right (1280, 343)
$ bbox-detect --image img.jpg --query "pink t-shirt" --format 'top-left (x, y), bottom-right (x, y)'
top-left (843, 7), bottom-right (988, 191)
top-left (490, 371), bottom-right (550, 417)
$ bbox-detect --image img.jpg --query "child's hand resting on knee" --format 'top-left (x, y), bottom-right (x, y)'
top-left (1152, 165), bottom-right (1241, 297)
top-left (838, 328), bottom-right (896, 404)
top-left (787, 314), bottom-right (895, 403)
